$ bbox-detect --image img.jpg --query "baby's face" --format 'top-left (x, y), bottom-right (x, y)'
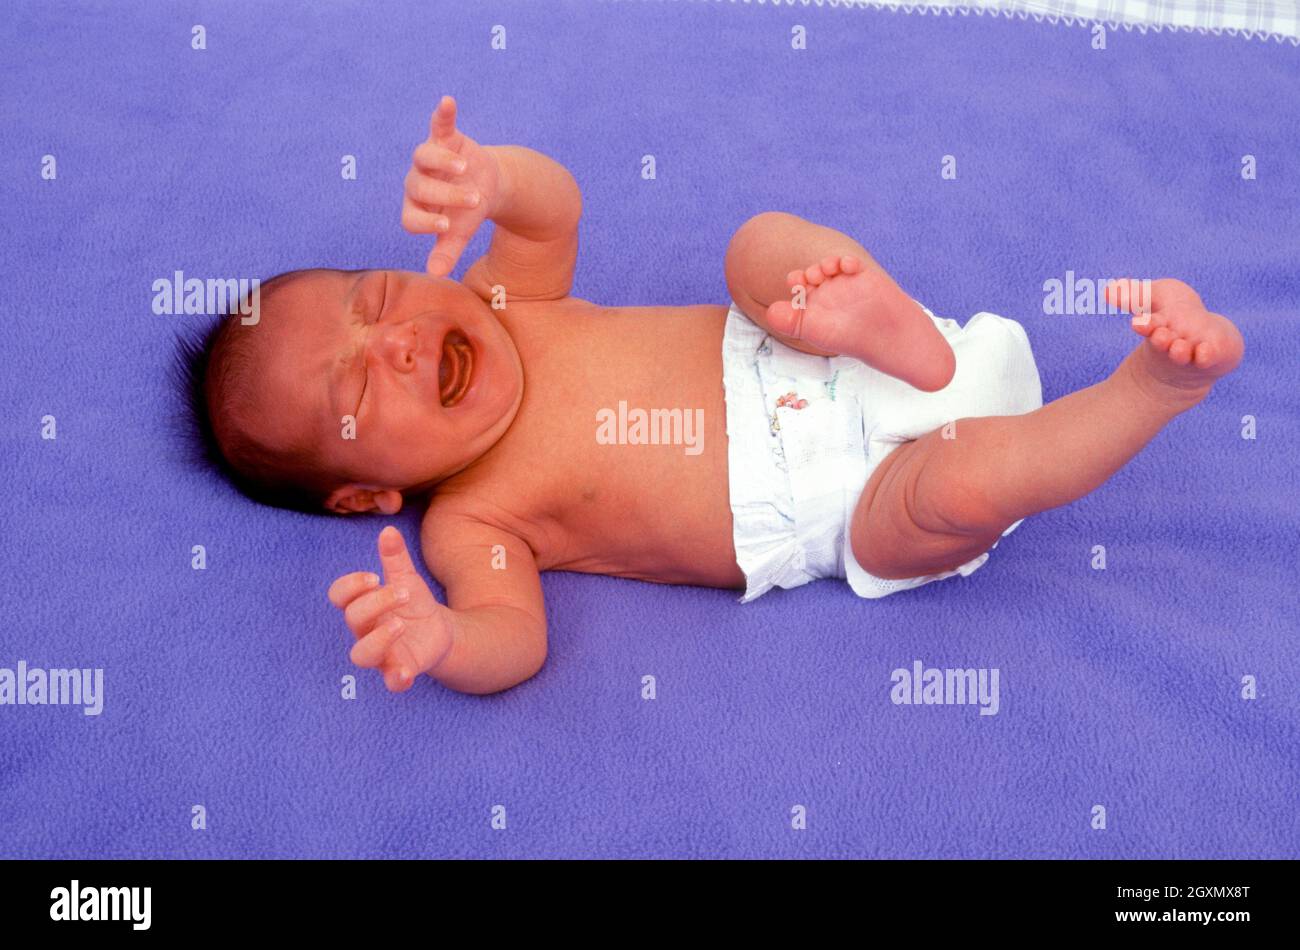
top-left (250, 269), bottom-right (523, 504)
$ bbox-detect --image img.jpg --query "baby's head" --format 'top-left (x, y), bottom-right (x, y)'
top-left (180, 268), bottom-right (523, 514)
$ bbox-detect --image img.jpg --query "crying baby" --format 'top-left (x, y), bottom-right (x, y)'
top-left (182, 96), bottom-right (1244, 695)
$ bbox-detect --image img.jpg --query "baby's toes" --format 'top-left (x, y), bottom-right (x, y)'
top-left (1148, 326), bottom-right (1177, 353)
top-left (1130, 312), bottom-right (1156, 335)
top-left (819, 255), bottom-right (842, 279)
top-left (1167, 337), bottom-right (1194, 365)
top-left (1195, 323), bottom-right (1244, 372)
top-left (1106, 278), bottom-right (1139, 315)
top-left (804, 263), bottom-right (827, 286)
top-left (839, 255), bottom-right (863, 275)
top-left (1131, 306), bottom-right (1169, 336)
top-left (765, 298), bottom-right (801, 338)
top-left (1192, 340), bottom-right (1218, 368)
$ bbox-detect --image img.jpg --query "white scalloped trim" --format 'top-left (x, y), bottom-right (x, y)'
top-left (638, 0), bottom-right (1300, 45)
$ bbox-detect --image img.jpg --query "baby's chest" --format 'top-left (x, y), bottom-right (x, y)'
top-left (466, 406), bottom-right (731, 570)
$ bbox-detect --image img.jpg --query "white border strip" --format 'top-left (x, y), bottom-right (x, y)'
top-left (661, 0), bottom-right (1300, 45)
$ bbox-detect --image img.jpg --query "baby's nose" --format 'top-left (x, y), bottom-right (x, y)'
top-left (374, 323), bottom-right (418, 373)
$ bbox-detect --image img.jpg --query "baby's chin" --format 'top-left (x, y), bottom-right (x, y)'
top-left (449, 362), bottom-right (524, 465)
top-left (398, 377), bottom-right (523, 488)
top-left (455, 312), bottom-right (525, 439)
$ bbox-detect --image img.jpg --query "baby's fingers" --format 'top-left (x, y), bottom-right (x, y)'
top-left (342, 584), bottom-right (411, 637)
top-left (411, 140), bottom-right (467, 176)
top-left (404, 168), bottom-right (480, 212)
top-left (428, 94), bottom-right (460, 145)
top-left (350, 617), bottom-right (406, 669)
top-left (383, 665), bottom-right (416, 692)
top-left (327, 572), bottom-right (379, 609)
top-left (402, 202), bottom-right (450, 235)
top-left (352, 620), bottom-right (428, 689)
top-left (427, 234), bottom-right (469, 278)
top-left (378, 622), bottom-right (449, 691)
top-left (380, 636), bottom-right (429, 692)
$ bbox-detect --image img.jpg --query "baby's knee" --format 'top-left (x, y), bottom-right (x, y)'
top-left (850, 433), bottom-right (1008, 579)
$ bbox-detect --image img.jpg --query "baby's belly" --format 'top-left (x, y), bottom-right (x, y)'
top-left (543, 443), bottom-right (745, 589)
top-left (553, 501), bottom-right (748, 590)
top-left (506, 298), bottom-right (745, 588)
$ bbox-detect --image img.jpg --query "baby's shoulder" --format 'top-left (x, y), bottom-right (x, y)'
top-left (419, 479), bottom-right (551, 557)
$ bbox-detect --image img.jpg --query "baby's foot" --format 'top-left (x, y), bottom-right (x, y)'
top-left (763, 255), bottom-right (956, 392)
top-left (1106, 278), bottom-right (1244, 405)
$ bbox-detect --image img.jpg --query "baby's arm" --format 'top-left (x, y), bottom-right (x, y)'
top-left (327, 524), bottom-right (546, 695)
top-left (463, 144), bottom-right (583, 302)
top-left (401, 96), bottom-right (581, 301)
top-left (418, 508), bottom-right (548, 694)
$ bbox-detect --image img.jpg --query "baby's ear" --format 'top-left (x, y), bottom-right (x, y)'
top-left (324, 486), bottom-right (404, 516)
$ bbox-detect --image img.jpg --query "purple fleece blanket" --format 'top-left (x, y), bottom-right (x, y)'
top-left (1, 1), bottom-right (1296, 859)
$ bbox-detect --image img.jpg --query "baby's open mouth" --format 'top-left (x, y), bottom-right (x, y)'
top-left (438, 331), bottom-right (474, 407)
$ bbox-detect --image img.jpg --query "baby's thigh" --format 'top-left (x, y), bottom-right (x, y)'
top-left (848, 430), bottom-right (1006, 581)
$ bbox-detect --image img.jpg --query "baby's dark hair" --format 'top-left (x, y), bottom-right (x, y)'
top-left (174, 269), bottom-right (338, 514)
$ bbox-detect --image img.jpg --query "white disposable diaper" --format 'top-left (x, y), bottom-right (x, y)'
top-left (721, 298), bottom-right (1043, 602)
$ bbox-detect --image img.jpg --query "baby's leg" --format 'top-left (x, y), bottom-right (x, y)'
top-left (724, 211), bottom-right (957, 391)
top-left (851, 279), bottom-right (1245, 580)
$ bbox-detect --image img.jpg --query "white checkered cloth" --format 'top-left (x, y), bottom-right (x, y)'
top-left (726, 0), bottom-right (1300, 42)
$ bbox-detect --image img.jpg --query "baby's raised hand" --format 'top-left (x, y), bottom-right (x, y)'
top-left (401, 94), bottom-right (501, 278)
top-left (327, 526), bottom-right (455, 692)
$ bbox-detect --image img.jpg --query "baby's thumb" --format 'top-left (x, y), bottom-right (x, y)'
top-left (377, 525), bottom-right (418, 581)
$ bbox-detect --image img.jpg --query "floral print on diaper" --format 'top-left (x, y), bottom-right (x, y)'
top-left (769, 391), bottom-right (808, 438)
top-left (757, 338), bottom-right (851, 473)
top-left (767, 370), bottom-right (842, 436)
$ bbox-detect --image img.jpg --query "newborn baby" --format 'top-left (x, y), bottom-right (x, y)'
top-left (186, 96), bottom-right (1244, 695)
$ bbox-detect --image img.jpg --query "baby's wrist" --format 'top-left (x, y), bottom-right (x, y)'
top-left (482, 145), bottom-right (513, 221)
top-left (425, 609), bottom-right (461, 680)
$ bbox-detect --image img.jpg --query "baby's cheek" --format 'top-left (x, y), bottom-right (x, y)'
top-left (350, 407), bottom-right (412, 463)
